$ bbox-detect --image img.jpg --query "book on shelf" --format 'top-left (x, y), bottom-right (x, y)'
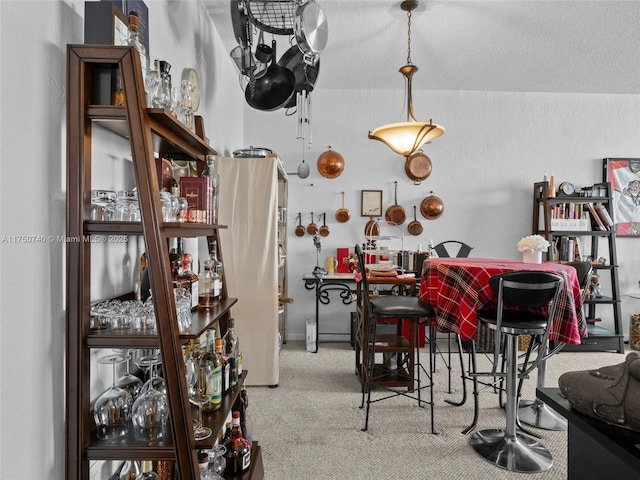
top-left (585, 202), bottom-right (607, 231)
top-left (594, 203), bottom-right (614, 227)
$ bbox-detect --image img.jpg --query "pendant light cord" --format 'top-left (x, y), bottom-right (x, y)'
top-left (406, 9), bottom-right (412, 65)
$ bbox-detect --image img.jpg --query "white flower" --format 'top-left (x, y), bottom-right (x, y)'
top-left (517, 234), bottom-right (550, 253)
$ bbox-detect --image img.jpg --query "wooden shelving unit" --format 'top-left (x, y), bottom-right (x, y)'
top-left (65, 44), bottom-right (262, 479)
top-left (532, 181), bottom-right (624, 353)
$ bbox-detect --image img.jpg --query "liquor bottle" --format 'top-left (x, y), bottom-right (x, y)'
top-left (223, 411), bottom-right (251, 475)
top-left (201, 329), bottom-right (222, 412)
top-left (223, 318), bottom-right (239, 388)
top-left (197, 450), bottom-right (217, 480)
top-left (177, 253), bottom-right (198, 308)
top-left (209, 240), bottom-right (223, 305)
top-left (215, 336), bottom-right (229, 394)
top-left (134, 460), bottom-right (159, 480)
top-left (198, 259), bottom-right (216, 308)
top-left (127, 12), bottom-right (149, 93)
top-left (168, 247), bottom-right (181, 281)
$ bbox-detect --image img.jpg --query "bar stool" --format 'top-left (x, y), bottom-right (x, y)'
top-left (517, 261), bottom-right (592, 431)
top-left (355, 244), bottom-right (436, 433)
top-left (469, 271), bottom-right (563, 473)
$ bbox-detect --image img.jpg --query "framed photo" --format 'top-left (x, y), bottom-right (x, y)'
top-left (361, 190), bottom-right (383, 217)
top-left (603, 158), bottom-right (640, 236)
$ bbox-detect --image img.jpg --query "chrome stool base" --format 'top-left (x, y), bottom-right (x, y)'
top-left (470, 428), bottom-right (553, 473)
top-left (518, 398), bottom-right (568, 431)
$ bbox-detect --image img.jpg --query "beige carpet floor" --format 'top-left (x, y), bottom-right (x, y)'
top-left (245, 340), bottom-right (626, 480)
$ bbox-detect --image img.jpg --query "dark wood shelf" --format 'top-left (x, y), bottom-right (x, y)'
top-left (84, 221), bottom-right (227, 237)
top-left (85, 298), bottom-right (238, 347)
top-left (89, 105), bottom-right (216, 159)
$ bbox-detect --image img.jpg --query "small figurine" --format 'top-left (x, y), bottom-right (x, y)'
top-left (589, 273), bottom-right (604, 298)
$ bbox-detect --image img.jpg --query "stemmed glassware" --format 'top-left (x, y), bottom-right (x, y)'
top-left (114, 349), bottom-right (144, 401)
top-left (208, 445), bottom-right (227, 478)
top-left (189, 344), bottom-right (212, 441)
top-left (94, 353), bottom-right (133, 439)
top-left (131, 351), bottom-right (168, 441)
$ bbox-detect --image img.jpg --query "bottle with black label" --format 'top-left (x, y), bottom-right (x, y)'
top-left (223, 411), bottom-right (251, 475)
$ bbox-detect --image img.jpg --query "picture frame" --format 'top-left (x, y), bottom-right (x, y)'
top-left (603, 157), bottom-right (640, 236)
top-left (361, 190), bottom-right (383, 217)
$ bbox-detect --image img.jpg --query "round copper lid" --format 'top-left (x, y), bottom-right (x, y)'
top-left (317, 146), bottom-right (345, 179)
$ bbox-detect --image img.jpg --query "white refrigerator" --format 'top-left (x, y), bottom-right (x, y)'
top-left (218, 155), bottom-right (284, 386)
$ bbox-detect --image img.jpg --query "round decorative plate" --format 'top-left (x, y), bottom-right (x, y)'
top-left (181, 67), bottom-right (200, 112)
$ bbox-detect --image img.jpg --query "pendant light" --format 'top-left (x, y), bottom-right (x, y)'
top-left (368, 0), bottom-right (444, 157)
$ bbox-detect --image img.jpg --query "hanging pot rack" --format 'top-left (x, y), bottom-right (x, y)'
top-left (246, 0), bottom-right (297, 35)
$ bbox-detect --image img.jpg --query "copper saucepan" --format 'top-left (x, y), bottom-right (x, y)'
top-left (404, 151), bottom-right (432, 185)
top-left (295, 212), bottom-right (305, 237)
top-left (385, 181), bottom-right (406, 226)
top-left (319, 213), bottom-right (330, 237)
top-left (364, 217), bottom-right (380, 237)
top-left (335, 191), bottom-right (350, 223)
top-left (407, 206), bottom-right (423, 236)
top-left (307, 212), bottom-right (318, 235)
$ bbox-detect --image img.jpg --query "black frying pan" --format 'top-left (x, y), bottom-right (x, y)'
top-left (278, 45), bottom-right (320, 109)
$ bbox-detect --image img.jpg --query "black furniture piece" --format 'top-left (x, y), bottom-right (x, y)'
top-left (355, 244), bottom-right (436, 433)
top-left (537, 387), bottom-right (640, 478)
top-left (433, 240), bottom-right (474, 258)
top-left (469, 271), bottom-right (564, 473)
top-left (518, 261), bottom-right (593, 430)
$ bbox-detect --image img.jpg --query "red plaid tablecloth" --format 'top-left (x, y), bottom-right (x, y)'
top-left (418, 258), bottom-right (587, 345)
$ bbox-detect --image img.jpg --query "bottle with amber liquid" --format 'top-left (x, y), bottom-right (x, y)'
top-left (223, 411), bottom-right (251, 475)
top-left (176, 253), bottom-right (198, 308)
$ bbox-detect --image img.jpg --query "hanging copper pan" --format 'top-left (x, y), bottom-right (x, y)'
top-left (295, 212), bottom-right (305, 237)
top-left (407, 206), bottom-right (423, 236)
top-left (319, 213), bottom-right (330, 237)
top-left (364, 217), bottom-right (380, 237)
top-left (404, 151), bottom-right (432, 184)
top-left (307, 212), bottom-right (318, 235)
top-left (317, 146), bottom-right (345, 179)
top-left (385, 181), bottom-right (406, 225)
top-left (335, 192), bottom-right (350, 223)
top-left (420, 192), bottom-right (444, 220)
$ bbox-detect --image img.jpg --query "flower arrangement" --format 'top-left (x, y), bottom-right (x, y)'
top-left (516, 234), bottom-right (550, 253)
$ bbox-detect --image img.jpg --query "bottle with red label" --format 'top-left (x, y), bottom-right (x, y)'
top-left (223, 411), bottom-right (251, 475)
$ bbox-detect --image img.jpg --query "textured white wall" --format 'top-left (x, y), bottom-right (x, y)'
top-left (0, 1), bottom-right (242, 479)
top-left (242, 89), bottom-right (640, 341)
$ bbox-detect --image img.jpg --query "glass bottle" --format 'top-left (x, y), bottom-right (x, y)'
top-left (223, 317), bottom-right (239, 388)
top-left (201, 155), bottom-right (214, 225)
top-left (177, 253), bottom-right (198, 309)
top-left (127, 12), bottom-right (149, 93)
top-left (135, 460), bottom-right (159, 480)
top-left (209, 240), bottom-right (223, 305)
top-left (210, 155), bottom-right (220, 225)
top-left (215, 336), bottom-right (229, 394)
top-left (223, 411), bottom-right (251, 475)
top-left (153, 61), bottom-right (172, 110)
top-left (201, 329), bottom-right (222, 412)
top-left (169, 247), bottom-right (181, 281)
top-left (198, 259), bottom-right (216, 308)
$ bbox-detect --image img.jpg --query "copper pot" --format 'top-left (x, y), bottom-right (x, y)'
top-left (407, 206), bottom-right (423, 236)
top-left (404, 151), bottom-right (432, 184)
top-left (384, 181), bottom-right (406, 226)
top-left (364, 217), bottom-right (380, 237)
top-left (420, 192), bottom-right (444, 220)
top-left (307, 212), bottom-right (318, 235)
top-left (335, 192), bottom-right (350, 223)
top-left (319, 213), bottom-right (330, 237)
top-left (317, 146), bottom-right (345, 179)
top-left (295, 212), bottom-right (305, 237)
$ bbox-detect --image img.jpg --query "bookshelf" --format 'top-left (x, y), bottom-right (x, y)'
top-left (532, 181), bottom-right (624, 353)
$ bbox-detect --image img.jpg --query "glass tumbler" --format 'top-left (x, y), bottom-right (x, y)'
top-left (91, 190), bottom-right (116, 221)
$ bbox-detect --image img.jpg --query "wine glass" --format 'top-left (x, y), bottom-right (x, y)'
top-left (137, 353), bottom-right (166, 396)
top-left (208, 444), bottom-right (226, 478)
top-left (131, 364), bottom-right (168, 441)
top-left (183, 344), bottom-right (200, 430)
top-left (93, 353), bottom-right (133, 439)
top-left (190, 350), bottom-right (212, 441)
top-left (114, 349), bottom-right (143, 401)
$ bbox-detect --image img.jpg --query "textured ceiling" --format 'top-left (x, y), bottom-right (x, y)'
top-left (204, 0), bottom-right (640, 95)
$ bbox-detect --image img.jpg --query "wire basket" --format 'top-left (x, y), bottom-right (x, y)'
top-left (246, 0), bottom-right (298, 35)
